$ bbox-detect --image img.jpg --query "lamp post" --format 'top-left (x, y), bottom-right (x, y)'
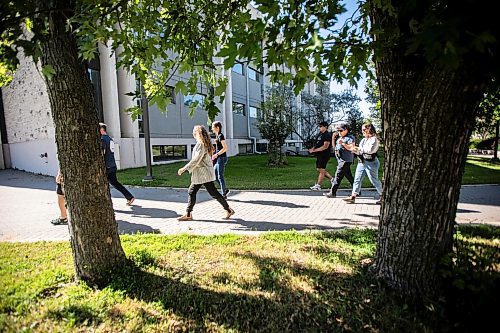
top-left (140, 82), bottom-right (154, 181)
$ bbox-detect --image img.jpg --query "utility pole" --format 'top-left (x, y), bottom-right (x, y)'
top-left (140, 82), bottom-right (154, 181)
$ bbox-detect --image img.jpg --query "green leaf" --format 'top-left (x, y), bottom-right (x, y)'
top-left (41, 65), bottom-right (56, 80)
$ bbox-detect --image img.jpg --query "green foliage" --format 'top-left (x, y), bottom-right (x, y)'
top-left (475, 85), bottom-right (500, 140)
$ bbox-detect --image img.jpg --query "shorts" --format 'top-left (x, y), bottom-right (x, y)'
top-left (56, 183), bottom-right (64, 196)
top-left (316, 155), bottom-right (330, 169)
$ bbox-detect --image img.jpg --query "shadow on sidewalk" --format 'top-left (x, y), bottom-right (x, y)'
top-left (228, 199), bottom-right (308, 208)
top-left (117, 220), bottom-right (161, 235)
top-left (115, 205), bottom-right (179, 219)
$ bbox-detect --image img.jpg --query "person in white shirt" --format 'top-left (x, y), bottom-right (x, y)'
top-left (343, 123), bottom-right (383, 204)
top-left (177, 125), bottom-right (235, 221)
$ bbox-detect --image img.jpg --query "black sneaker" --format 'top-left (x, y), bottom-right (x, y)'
top-left (51, 217), bottom-right (68, 225)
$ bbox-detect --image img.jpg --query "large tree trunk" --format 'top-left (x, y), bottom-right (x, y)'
top-left (38, 1), bottom-right (127, 286)
top-left (370, 8), bottom-right (487, 298)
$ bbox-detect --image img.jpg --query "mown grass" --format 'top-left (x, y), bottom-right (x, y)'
top-left (1, 226), bottom-right (498, 332)
top-left (118, 155), bottom-right (500, 189)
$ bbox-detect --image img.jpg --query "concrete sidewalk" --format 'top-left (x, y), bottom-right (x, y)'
top-left (0, 169), bottom-right (499, 242)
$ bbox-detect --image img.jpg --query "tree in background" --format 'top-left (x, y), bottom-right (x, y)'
top-left (475, 85), bottom-right (500, 160)
top-left (257, 85), bottom-right (296, 166)
top-left (300, 84), bottom-right (361, 147)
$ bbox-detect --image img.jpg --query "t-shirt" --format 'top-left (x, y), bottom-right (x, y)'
top-left (335, 134), bottom-right (355, 162)
top-left (101, 134), bottom-right (117, 170)
top-left (314, 131), bottom-right (332, 157)
top-left (215, 133), bottom-right (227, 158)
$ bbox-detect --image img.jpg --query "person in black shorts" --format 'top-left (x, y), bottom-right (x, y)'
top-left (51, 169), bottom-right (68, 225)
top-left (308, 121), bottom-right (333, 190)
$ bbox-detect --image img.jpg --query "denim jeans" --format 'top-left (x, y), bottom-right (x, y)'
top-left (214, 156), bottom-right (228, 194)
top-left (352, 158), bottom-right (383, 196)
top-left (329, 160), bottom-right (354, 195)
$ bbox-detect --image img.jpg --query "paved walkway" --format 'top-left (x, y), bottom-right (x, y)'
top-left (0, 169), bottom-right (499, 242)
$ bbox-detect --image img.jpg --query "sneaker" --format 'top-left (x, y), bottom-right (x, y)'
top-left (223, 190), bottom-right (230, 199)
top-left (323, 192), bottom-right (336, 198)
top-left (310, 184), bottom-right (321, 191)
top-left (51, 217), bottom-right (68, 225)
top-left (224, 208), bottom-right (235, 219)
top-left (375, 197), bottom-right (383, 205)
top-left (126, 197), bottom-right (135, 206)
top-left (177, 214), bottom-right (193, 221)
top-left (343, 196), bottom-right (356, 203)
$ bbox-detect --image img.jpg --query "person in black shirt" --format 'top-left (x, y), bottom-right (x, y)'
top-left (99, 123), bottom-right (135, 205)
top-left (211, 121), bottom-right (230, 198)
top-left (308, 121), bottom-right (333, 190)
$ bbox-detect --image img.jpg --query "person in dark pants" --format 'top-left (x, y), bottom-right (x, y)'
top-left (177, 125), bottom-right (235, 221)
top-left (211, 121), bottom-right (230, 198)
top-left (324, 123), bottom-right (355, 198)
top-left (99, 123), bottom-right (135, 206)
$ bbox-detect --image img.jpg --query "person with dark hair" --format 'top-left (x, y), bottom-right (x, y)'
top-left (177, 125), bottom-right (235, 221)
top-left (324, 122), bottom-right (355, 198)
top-left (50, 169), bottom-right (68, 225)
top-left (308, 121), bottom-right (333, 190)
top-left (99, 123), bottom-right (135, 206)
top-left (211, 121), bottom-right (229, 198)
top-left (343, 123), bottom-right (383, 204)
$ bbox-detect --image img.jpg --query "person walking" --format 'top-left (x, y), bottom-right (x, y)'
top-left (343, 123), bottom-right (383, 204)
top-left (324, 123), bottom-right (355, 198)
top-left (177, 125), bottom-right (235, 221)
top-left (99, 123), bottom-right (135, 205)
top-left (50, 169), bottom-right (68, 225)
top-left (308, 121), bottom-right (333, 190)
top-left (211, 121), bottom-right (230, 198)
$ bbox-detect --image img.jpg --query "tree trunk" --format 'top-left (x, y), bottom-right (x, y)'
top-left (39, 1), bottom-right (127, 286)
top-left (370, 9), bottom-right (487, 298)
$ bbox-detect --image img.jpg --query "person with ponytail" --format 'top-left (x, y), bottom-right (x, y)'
top-left (177, 125), bottom-right (235, 221)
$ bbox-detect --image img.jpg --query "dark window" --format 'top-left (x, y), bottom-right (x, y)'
top-left (257, 143), bottom-right (268, 152)
top-left (238, 144), bottom-right (253, 154)
top-left (87, 68), bottom-right (104, 122)
top-left (166, 85), bottom-right (176, 104)
top-left (152, 145), bottom-right (187, 161)
top-left (232, 62), bottom-right (244, 75)
top-left (248, 67), bottom-right (261, 82)
top-left (233, 102), bottom-right (245, 115)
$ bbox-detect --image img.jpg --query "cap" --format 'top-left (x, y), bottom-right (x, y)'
top-left (319, 121), bottom-right (329, 127)
top-left (335, 122), bottom-right (348, 131)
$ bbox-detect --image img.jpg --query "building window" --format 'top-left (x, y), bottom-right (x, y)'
top-left (166, 85), bottom-right (176, 104)
top-left (257, 143), bottom-right (268, 152)
top-left (232, 62), bottom-right (244, 75)
top-left (137, 114), bottom-right (143, 134)
top-left (87, 68), bottom-right (104, 122)
top-left (248, 67), bottom-right (261, 82)
top-left (184, 93), bottom-right (205, 107)
top-left (233, 102), bottom-right (245, 115)
top-left (238, 144), bottom-right (253, 154)
top-left (249, 106), bottom-right (260, 118)
top-left (152, 145), bottom-right (187, 161)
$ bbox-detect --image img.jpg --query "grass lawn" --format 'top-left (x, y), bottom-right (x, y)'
top-left (117, 154), bottom-right (500, 189)
top-left (1, 227), bottom-right (498, 332)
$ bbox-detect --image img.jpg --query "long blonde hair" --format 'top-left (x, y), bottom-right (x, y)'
top-left (193, 125), bottom-right (214, 155)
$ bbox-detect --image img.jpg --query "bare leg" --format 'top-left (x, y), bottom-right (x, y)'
top-left (57, 194), bottom-right (67, 219)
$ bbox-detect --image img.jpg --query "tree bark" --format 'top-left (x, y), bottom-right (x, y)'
top-left (369, 7), bottom-right (487, 298)
top-left (38, 1), bottom-right (127, 286)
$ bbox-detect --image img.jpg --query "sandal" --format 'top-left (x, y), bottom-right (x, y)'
top-left (177, 214), bottom-right (193, 221)
top-left (224, 208), bottom-right (235, 219)
top-left (51, 217), bottom-right (68, 225)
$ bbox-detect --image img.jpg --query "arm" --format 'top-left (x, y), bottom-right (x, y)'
top-left (308, 140), bottom-right (330, 153)
top-left (212, 139), bottom-right (228, 160)
top-left (178, 144), bottom-right (204, 175)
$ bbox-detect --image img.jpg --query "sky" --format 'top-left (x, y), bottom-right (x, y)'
top-left (328, 0), bottom-right (371, 117)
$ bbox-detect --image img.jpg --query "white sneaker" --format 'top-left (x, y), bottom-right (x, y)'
top-left (310, 184), bottom-right (321, 191)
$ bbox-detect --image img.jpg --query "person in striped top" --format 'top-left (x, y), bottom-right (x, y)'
top-left (177, 125), bottom-right (235, 221)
